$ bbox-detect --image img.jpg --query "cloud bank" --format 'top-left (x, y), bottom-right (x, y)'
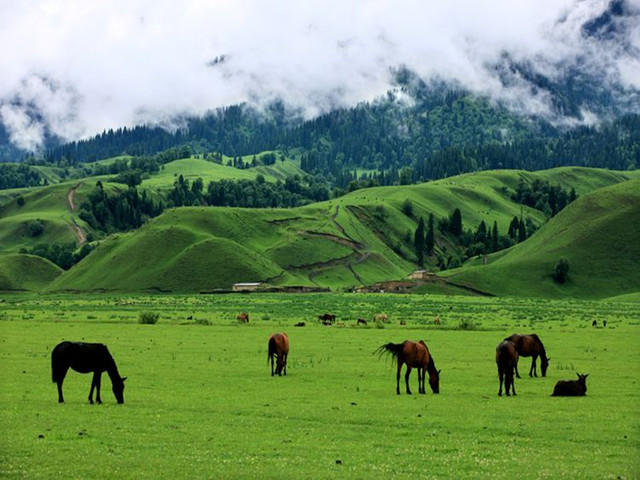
top-left (1, 0), bottom-right (639, 150)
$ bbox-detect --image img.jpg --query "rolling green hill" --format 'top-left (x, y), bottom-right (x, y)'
top-left (443, 178), bottom-right (640, 299)
top-left (0, 254), bottom-right (63, 291)
top-left (43, 167), bottom-right (638, 294)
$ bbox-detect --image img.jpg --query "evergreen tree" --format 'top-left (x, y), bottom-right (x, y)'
top-left (518, 217), bottom-right (527, 243)
top-left (426, 213), bottom-right (435, 254)
top-left (450, 208), bottom-right (462, 236)
top-left (492, 221), bottom-right (499, 252)
top-left (414, 217), bottom-right (426, 266)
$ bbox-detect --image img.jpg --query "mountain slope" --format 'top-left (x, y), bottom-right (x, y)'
top-left (44, 167), bottom-right (638, 294)
top-left (444, 178), bottom-right (640, 299)
top-left (0, 254), bottom-right (63, 291)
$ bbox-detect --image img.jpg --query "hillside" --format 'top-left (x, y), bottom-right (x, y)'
top-left (44, 167), bottom-right (638, 294)
top-left (0, 254), bottom-right (63, 291)
top-left (444, 178), bottom-right (640, 299)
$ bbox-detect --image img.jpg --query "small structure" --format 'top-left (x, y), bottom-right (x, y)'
top-left (232, 282), bottom-right (262, 292)
top-left (409, 270), bottom-right (436, 280)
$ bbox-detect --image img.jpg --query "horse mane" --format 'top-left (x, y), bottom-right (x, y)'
top-left (529, 334), bottom-right (547, 357)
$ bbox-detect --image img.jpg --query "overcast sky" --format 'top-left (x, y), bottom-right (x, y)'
top-left (1, 0), bottom-right (639, 150)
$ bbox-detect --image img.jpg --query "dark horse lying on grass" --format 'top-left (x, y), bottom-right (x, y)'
top-left (552, 373), bottom-right (588, 396)
top-left (375, 340), bottom-right (440, 395)
top-left (268, 333), bottom-right (289, 376)
top-left (496, 340), bottom-right (517, 397)
top-left (504, 333), bottom-right (550, 378)
top-left (51, 341), bottom-right (126, 404)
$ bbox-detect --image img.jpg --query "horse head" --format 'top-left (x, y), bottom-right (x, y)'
top-left (541, 356), bottom-right (550, 377)
top-left (113, 376), bottom-right (126, 404)
top-left (429, 369), bottom-right (441, 394)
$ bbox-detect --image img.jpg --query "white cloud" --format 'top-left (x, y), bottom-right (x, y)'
top-left (0, 0), bottom-right (638, 150)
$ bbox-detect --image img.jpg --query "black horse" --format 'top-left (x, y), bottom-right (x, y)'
top-left (51, 341), bottom-right (126, 404)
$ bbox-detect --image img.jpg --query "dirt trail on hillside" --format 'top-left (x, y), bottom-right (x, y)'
top-left (67, 183), bottom-right (83, 211)
top-left (67, 183), bottom-right (87, 245)
top-left (69, 218), bottom-right (87, 246)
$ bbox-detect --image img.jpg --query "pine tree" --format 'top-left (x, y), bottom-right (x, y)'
top-left (492, 221), bottom-right (499, 252)
top-left (426, 213), bottom-right (435, 254)
top-left (414, 217), bottom-right (426, 266)
top-left (450, 208), bottom-right (462, 236)
top-left (518, 217), bottom-right (527, 243)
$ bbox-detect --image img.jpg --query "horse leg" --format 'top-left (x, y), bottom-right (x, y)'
top-left (396, 362), bottom-right (402, 395)
top-left (509, 368), bottom-right (517, 396)
top-left (95, 372), bottom-right (103, 404)
top-left (405, 366), bottom-right (413, 395)
top-left (498, 369), bottom-right (503, 396)
top-left (283, 353), bottom-right (287, 376)
top-left (89, 371), bottom-right (101, 404)
top-left (417, 368), bottom-right (423, 394)
top-left (270, 354), bottom-right (274, 377)
top-left (530, 355), bottom-right (537, 377)
top-left (514, 359), bottom-right (521, 379)
top-left (56, 366), bottom-right (69, 403)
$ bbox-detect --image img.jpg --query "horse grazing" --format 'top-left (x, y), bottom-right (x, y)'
top-left (268, 333), bottom-right (289, 376)
top-left (357, 318), bottom-right (367, 326)
top-left (552, 373), bottom-right (588, 396)
top-left (496, 340), bottom-right (518, 397)
top-left (373, 313), bottom-right (389, 323)
top-left (237, 312), bottom-right (249, 323)
top-left (433, 315), bottom-right (441, 325)
top-left (375, 340), bottom-right (440, 395)
top-left (51, 341), bottom-right (126, 404)
top-left (504, 333), bottom-right (550, 378)
top-left (318, 313), bottom-right (336, 324)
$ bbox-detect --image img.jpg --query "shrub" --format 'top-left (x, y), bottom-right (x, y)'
top-left (138, 311), bottom-right (160, 324)
top-left (401, 199), bottom-right (414, 217)
top-left (553, 257), bottom-right (570, 283)
top-left (27, 219), bottom-right (44, 237)
top-left (457, 318), bottom-right (477, 330)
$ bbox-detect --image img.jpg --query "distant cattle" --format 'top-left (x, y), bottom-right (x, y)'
top-left (357, 318), bottom-right (367, 326)
top-left (318, 313), bottom-right (336, 323)
top-left (434, 315), bottom-right (441, 326)
top-left (603, 320), bottom-right (607, 327)
top-left (592, 320), bottom-right (597, 327)
top-left (552, 373), bottom-right (588, 396)
top-left (294, 322), bottom-right (306, 327)
top-left (399, 320), bottom-right (406, 326)
top-left (237, 313), bottom-right (249, 323)
top-left (373, 313), bottom-right (389, 323)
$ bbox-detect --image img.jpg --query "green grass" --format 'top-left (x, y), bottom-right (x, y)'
top-left (141, 156), bottom-right (305, 191)
top-left (0, 254), bottom-right (63, 291)
top-left (2, 167), bottom-right (639, 296)
top-left (446, 178), bottom-right (640, 299)
top-left (0, 293), bottom-right (638, 478)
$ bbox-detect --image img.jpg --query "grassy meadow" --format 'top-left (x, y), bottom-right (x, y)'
top-left (1, 293), bottom-right (638, 478)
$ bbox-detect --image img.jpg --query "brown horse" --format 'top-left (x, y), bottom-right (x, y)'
top-left (236, 313), bottom-right (249, 323)
top-left (504, 333), bottom-right (549, 378)
top-left (267, 333), bottom-right (289, 376)
top-left (496, 340), bottom-right (518, 396)
top-left (375, 340), bottom-right (440, 395)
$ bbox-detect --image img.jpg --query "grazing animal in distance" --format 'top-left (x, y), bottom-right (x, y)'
top-left (357, 318), bottom-right (367, 326)
top-left (268, 333), bottom-right (290, 376)
top-left (373, 313), bottom-right (389, 323)
top-left (399, 320), bottom-right (406, 326)
top-left (603, 320), bottom-right (607, 327)
top-left (51, 341), bottom-right (126, 404)
top-left (318, 313), bottom-right (336, 324)
top-left (592, 320), bottom-right (597, 327)
top-left (236, 313), bottom-right (249, 323)
top-left (375, 340), bottom-right (440, 395)
top-left (496, 340), bottom-right (518, 397)
top-left (504, 333), bottom-right (550, 378)
top-left (552, 373), bottom-right (589, 396)
top-left (433, 315), bottom-right (441, 326)
top-left (294, 322), bottom-right (305, 327)
top-left (187, 315), bottom-right (193, 320)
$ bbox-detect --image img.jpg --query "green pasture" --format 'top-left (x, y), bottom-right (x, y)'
top-left (1, 293), bottom-right (638, 478)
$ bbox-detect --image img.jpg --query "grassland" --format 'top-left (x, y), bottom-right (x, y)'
top-left (0, 293), bottom-right (638, 478)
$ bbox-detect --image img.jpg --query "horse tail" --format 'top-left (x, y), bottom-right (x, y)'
top-left (267, 336), bottom-right (277, 364)
top-left (374, 342), bottom-right (404, 361)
